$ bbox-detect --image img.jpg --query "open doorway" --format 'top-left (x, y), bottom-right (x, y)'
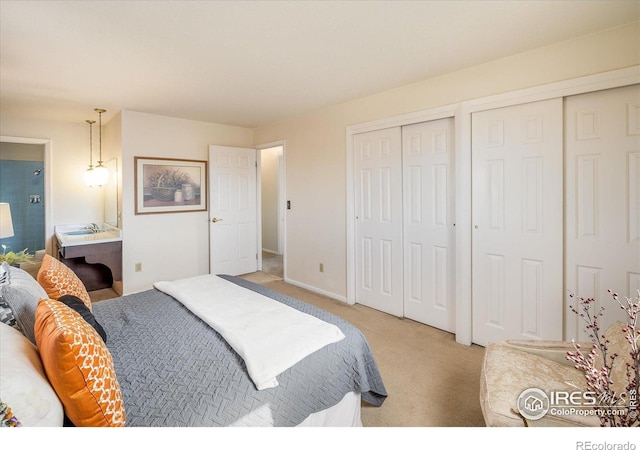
top-left (258, 144), bottom-right (284, 279)
top-left (0, 136), bottom-right (52, 278)
top-left (0, 141), bottom-right (45, 255)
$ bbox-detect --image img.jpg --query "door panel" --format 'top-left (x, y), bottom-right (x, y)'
top-left (354, 128), bottom-right (403, 317)
top-left (564, 84), bottom-right (640, 340)
top-left (472, 98), bottom-right (563, 346)
top-left (209, 145), bottom-right (257, 276)
top-left (402, 118), bottom-right (456, 332)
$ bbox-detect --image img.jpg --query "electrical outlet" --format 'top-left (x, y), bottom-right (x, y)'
top-left (319, 263), bottom-right (324, 273)
top-left (135, 262), bottom-right (142, 272)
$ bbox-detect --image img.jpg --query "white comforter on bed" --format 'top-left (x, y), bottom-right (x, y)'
top-left (154, 274), bottom-right (345, 390)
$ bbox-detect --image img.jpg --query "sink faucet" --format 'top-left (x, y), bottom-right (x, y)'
top-left (84, 223), bottom-right (100, 233)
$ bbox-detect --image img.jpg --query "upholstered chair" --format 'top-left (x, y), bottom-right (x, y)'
top-left (480, 321), bottom-right (631, 427)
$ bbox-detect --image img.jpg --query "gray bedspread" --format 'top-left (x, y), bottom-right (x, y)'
top-left (92, 275), bottom-right (387, 426)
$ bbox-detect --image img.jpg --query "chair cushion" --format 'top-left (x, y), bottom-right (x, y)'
top-left (603, 321), bottom-right (633, 395)
top-left (480, 341), bottom-right (600, 427)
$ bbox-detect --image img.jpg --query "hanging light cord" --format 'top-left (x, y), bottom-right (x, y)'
top-left (86, 119), bottom-right (95, 166)
top-left (95, 108), bottom-right (106, 164)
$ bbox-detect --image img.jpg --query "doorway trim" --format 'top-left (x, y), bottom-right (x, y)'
top-left (0, 135), bottom-right (53, 256)
top-left (345, 65), bottom-right (640, 345)
top-left (256, 140), bottom-right (287, 280)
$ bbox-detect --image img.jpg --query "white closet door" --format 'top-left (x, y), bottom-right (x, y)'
top-left (471, 98), bottom-right (563, 346)
top-left (402, 119), bottom-right (455, 332)
top-left (564, 84), bottom-right (640, 340)
top-left (354, 128), bottom-right (404, 317)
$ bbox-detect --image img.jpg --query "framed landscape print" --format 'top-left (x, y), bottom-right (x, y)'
top-left (135, 157), bottom-right (207, 215)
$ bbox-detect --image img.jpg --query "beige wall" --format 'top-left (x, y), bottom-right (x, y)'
top-left (1, 22), bottom-right (638, 299)
top-left (0, 111), bottom-right (253, 294)
top-left (260, 146), bottom-right (282, 254)
top-left (0, 116), bottom-right (105, 247)
top-left (120, 110), bottom-right (254, 293)
top-left (0, 142), bottom-right (44, 161)
top-left (252, 22), bottom-right (640, 299)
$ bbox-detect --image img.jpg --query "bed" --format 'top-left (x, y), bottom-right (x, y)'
top-left (0, 256), bottom-right (387, 427)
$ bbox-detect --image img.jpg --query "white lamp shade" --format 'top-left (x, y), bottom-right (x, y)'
top-left (84, 165), bottom-right (109, 187)
top-left (93, 164), bottom-right (110, 186)
top-left (0, 203), bottom-right (15, 239)
top-left (84, 166), bottom-right (95, 186)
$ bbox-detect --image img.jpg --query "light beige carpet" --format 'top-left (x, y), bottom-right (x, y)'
top-left (261, 252), bottom-right (283, 279)
top-left (240, 273), bottom-right (487, 427)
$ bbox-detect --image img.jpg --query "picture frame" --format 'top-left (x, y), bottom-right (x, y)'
top-left (134, 157), bottom-right (207, 215)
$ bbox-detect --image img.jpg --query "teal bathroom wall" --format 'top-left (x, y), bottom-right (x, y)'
top-left (0, 160), bottom-right (45, 254)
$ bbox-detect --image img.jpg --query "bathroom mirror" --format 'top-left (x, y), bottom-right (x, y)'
top-left (103, 158), bottom-right (119, 227)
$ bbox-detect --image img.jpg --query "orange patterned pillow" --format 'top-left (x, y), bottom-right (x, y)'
top-left (37, 254), bottom-right (91, 311)
top-left (34, 299), bottom-right (125, 427)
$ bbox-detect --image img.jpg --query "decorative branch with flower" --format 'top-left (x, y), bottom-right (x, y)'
top-left (566, 289), bottom-right (639, 427)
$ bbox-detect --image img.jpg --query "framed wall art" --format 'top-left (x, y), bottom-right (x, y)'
top-left (134, 157), bottom-right (207, 215)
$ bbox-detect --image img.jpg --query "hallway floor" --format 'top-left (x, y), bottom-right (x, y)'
top-left (261, 252), bottom-right (283, 279)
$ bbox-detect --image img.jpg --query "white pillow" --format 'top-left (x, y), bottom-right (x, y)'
top-left (0, 321), bottom-right (63, 426)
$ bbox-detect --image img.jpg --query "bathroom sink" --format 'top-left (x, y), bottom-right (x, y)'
top-left (64, 230), bottom-right (104, 236)
top-left (55, 223), bottom-right (122, 247)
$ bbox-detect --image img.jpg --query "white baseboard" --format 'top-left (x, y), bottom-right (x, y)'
top-left (283, 277), bottom-right (348, 304)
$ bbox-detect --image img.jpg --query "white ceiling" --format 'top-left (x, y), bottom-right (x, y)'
top-left (1, 0), bottom-right (638, 128)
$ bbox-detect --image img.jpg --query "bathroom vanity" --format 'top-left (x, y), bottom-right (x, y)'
top-left (55, 223), bottom-right (123, 295)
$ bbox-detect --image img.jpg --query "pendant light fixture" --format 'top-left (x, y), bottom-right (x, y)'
top-left (83, 119), bottom-right (97, 186)
top-left (92, 108), bottom-right (109, 187)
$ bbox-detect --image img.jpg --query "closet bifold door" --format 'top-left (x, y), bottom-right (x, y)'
top-left (471, 98), bottom-right (564, 346)
top-left (353, 127), bottom-right (404, 317)
top-left (402, 119), bottom-right (456, 333)
top-left (564, 84), bottom-right (640, 341)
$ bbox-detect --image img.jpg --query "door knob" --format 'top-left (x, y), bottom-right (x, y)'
top-left (211, 218), bottom-right (223, 223)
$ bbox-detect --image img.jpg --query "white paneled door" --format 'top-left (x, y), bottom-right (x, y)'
top-left (402, 119), bottom-right (456, 332)
top-left (564, 84), bottom-right (640, 340)
top-left (471, 98), bottom-right (564, 346)
top-left (354, 128), bottom-right (404, 317)
top-left (209, 145), bottom-right (258, 276)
